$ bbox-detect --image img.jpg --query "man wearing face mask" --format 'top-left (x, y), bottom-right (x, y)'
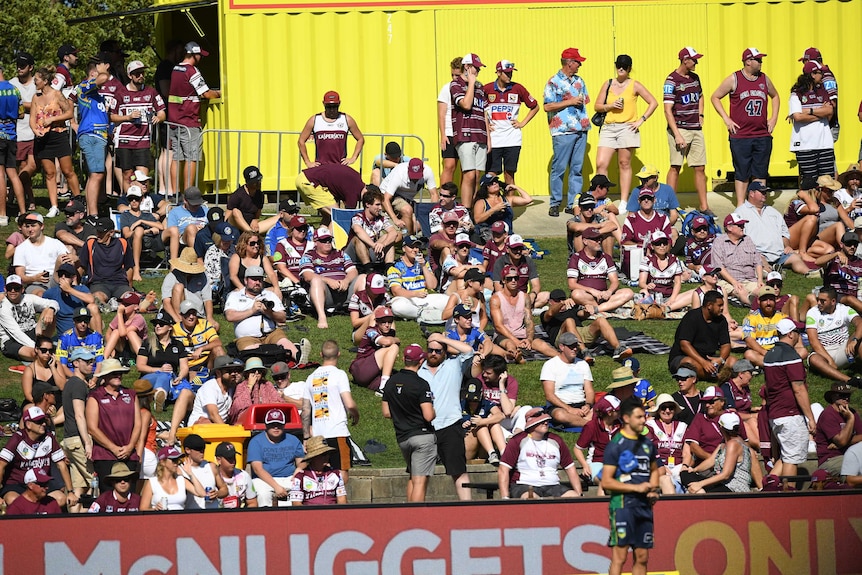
top-left (109, 60), bottom-right (165, 193)
top-left (298, 91), bottom-right (364, 167)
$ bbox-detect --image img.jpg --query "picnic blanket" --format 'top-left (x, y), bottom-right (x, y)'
top-left (584, 327), bottom-right (671, 356)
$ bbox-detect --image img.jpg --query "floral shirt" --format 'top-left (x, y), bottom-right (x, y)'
top-left (543, 70), bottom-right (591, 136)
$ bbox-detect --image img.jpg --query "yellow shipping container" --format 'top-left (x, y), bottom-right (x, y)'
top-left (147, 0), bottom-right (862, 198)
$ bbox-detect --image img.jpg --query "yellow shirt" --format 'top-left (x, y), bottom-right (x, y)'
top-left (606, 80), bottom-right (638, 124)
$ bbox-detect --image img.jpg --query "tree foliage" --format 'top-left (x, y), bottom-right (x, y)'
top-left (1, 0), bottom-right (160, 74)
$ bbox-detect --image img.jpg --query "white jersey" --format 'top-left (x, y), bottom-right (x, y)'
top-left (220, 468), bottom-right (257, 508)
top-left (9, 77), bottom-right (37, 141)
top-left (437, 82), bottom-right (454, 137)
top-left (303, 365), bottom-right (351, 438)
top-left (224, 289), bottom-right (284, 338)
top-left (806, 302), bottom-right (858, 348)
top-left (187, 461), bottom-right (219, 510)
top-left (188, 378), bottom-right (232, 424)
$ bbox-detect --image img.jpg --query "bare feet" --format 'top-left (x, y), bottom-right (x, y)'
top-left (132, 268), bottom-right (142, 282)
top-left (318, 319), bottom-right (329, 329)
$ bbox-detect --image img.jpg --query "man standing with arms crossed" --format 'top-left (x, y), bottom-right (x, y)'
top-left (544, 48), bottom-right (590, 217)
top-left (168, 42), bottom-right (221, 192)
top-left (382, 344), bottom-right (436, 502)
top-left (711, 47), bottom-right (780, 208)
top-left (664, 48), bottom-right (711, 216)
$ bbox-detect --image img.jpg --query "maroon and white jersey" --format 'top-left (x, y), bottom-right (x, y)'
top-left (622, 211), bottom-right (672, 245)
top-left (347, 289), bottom-right (390, 318)
top-left (299, 248), bottom-right (355, 281)
top-left (640, 253), bottom-right (683, 297)
top-left (112, 85), bottom-right (165, 149)
top-left (483, 240), bottom-right (506, 272)
top-left (274, 238), bottom-right (313, 277)
top-left (168, 64), bottom-right (211, 128)
top-left (88, 490), bottom-right (142, 513)
top-left (312, 113), bottom-right (349, 164)
top-left (0, 431), bottom-right (65, 485)
top-left (500, 431), bottom-right (574, 487)
top-left (450, 77), bottom-right (488, 145)
top-left (567, 250), bottom-right (617, 291)
top-left (663, 70), bottom-right (703, 130)
top-left (484, 81), bottom-right (537, 147)
top-left (429, 204), bottom-right (471, 234)
top-left (99, 76), bottom-right (125, 117)
top-left (351, 210), bottom-right (393, 242)
top-left (729, 71), bottom-right (771, 139)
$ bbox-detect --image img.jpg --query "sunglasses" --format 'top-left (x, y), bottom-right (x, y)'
top-left (247, 241), bottom-right (259, 246)
top-left (639, 197), bottom-right (654, 202)
top-left (704, 399), bottom-right (721, 404)
top-left (660, 405), bottom-right (676, 412)
top-left (504, 276), bottom-right (519, 282)
top-left (440, 194), bottom-right (455, 199)
top-left (845, 241), bottom-right (860, 247)
top-left (694, 226), bottom-right (708, 232)
top-left (38, 347), bottom-right (54, 353)
top-left (444, 222), bottom-right (458, 227)
top-left (317, 238), bottom-right (334, 243)
top-left (273, 374), bottom-right (289, 381)
top-left (6, 286), bottom-right (22, 292)
top-left (293, 226), bottom-right (309, 232)
top-left (580, 206), bottom-right (594, 211)
top-left (652, 240), bottom-right (669, 247)
top-left (426, 348), bottom-right (445, 354)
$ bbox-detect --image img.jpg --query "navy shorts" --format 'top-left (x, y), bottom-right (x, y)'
top-left (487, 146), bottom-right (521, 175)
top-left (608, 504), bottom-right (654, 549)
top-left (441, 139), bottom-right (458, 160)
top-left (729, 136), bottom-right (772, 181)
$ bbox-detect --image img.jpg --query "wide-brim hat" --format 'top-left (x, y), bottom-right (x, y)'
top-left (170, 247), bottom-right (205, 274)
top-left (608, 366), bottom-right (639, 389)
top-left (302, 436), bottom-right (335, 462)
top-left (838, 164), bottom-right (862, 187)
top-left (648, 393), bottom-right (682, 415)
top-left (825, 382), bottom-right (854, 403)
top-left (98, 358), bottom-right (130, 378)
top-left (133, 379), bottom-right (155, 397)
top-left (106, 462), bottom-right (137, 480)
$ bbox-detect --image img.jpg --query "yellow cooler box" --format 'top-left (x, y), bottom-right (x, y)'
top-left (176, 424), bottom-right (252, 468)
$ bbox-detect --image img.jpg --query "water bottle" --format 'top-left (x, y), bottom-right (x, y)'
top-left (160, 496), bottom-right (169, 511)
top-left (655, 293), bottom-right (664, 306)
top-left (90, 473), bottom-right (100, 498)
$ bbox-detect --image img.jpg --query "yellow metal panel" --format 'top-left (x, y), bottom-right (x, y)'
top-left (434, 6), bottom-right (615, 197)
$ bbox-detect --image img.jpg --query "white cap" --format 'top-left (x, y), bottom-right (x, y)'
top-left (776, 318), bottom-right (803, 335)
top-left (133, 170), bottom-right (151, 182)
top-left (766, 271), bottom-right (783, 283)
top-left (718, 412), bottom-right (741, 431)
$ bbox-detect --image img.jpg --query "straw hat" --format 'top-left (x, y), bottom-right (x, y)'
top-left (607, 366), bottom-right (639, 390)
top-left (98, 358), bottom-right (130, 379)
top-left (302, 436), bottom-right (335, 462)
top-left (838, 164), bottom-right (862, 188)
top-left (170, 247), bottom-right (205, 274)
top-left (647, 393), bottom-right (682, 415)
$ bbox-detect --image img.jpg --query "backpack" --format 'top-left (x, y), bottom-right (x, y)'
top-left (680, 209), bottom-right (721, 238)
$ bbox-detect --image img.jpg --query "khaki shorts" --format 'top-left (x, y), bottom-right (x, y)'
top-left (235, 329), bottom-right (289, 351)
top-left (668, 128), bottom-right (706, 167)
top-left (576, 325), bottom-right (597, 345)
top-left (62, 435), bottom-right (93, 490)
top-left (598, 122), bottom-right (641, 149)
top-left (296, 171), bottom-right (335, 210)
top-left (391, 196), bottom-right (412, 219)
top-left (456, 142), bottom-right (487, 172)
top-left (717, 279), bottom-right (758, 301)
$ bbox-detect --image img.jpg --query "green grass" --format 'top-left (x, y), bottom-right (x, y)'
top-left (0, 207), bottom-right (840, 470)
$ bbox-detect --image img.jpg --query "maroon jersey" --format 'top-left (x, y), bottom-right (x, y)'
top-left (99, 76), bottom-right (125, 117)
top-left (88, 490), bottom-right (142, 513)
top-left (814, 407), bottom-right (862, 465)
top-left (640, 253), bottom-right (683, 297)
top-left (450, 76), bottom-right (488, 145)
top-left (89, 386), bottom-right (140, 462)
top-left (663, 70), bottom-right (703, 130)
top-left (354, 325), bottom-right (395, 360)
top-left (0, 431), bottom-right (66, 485)
top-left (823, 254), bottom-right (862, 298)
top-left (302, 164), bottom-right (363, 208)
top-left (729, 71), bottom-right (771, 139)
top-left (763, 341), bottom-right (807, 418)
top-left (5, 496), bottom-right (62, 516)
top-left (112, 85), bottom-right (165, 149)
top-left (567, 250), bottom-right (617, 291)
top-left (299, 248), bottom-right (355, 281)
top-left (311, 113), bottom-right (349, 164)
top-left (684, 235), bottom-right (715, 269)
top-left (274, 238), bottom-right (313, 277)
top-left (482, 240), bottom-right (506, 272)
top-left (622, 211), bottom-right (672, 245)
top-left (168, 63), bottom-right (211, 128)
top-left (685, 411), bottom-right (747, 455)
top-left (576, 419), bottom-right (620, 463)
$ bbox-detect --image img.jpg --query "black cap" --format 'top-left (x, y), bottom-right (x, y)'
top-left (800, 176), bottom-right (819, 190)
top-left (549, 289), bottom-right (567, 301)
top-left (590, 174), bottom-right (616, 188)
top-left (464, 378), bottom-right (482, 402)
top-left (243, 166), bottom-right (263, 182)
top-left (151, 309), bottom-right (173, 325)
top-left (279, 198), bottom-right (299, 213)
top-left (64, 199), bottom-right (85, 214)
top-left (207, 206), bottom-right (224, 225)
top-left (15, 52), bottom-right (35, 68)
top-left (73, 306), bottom-right (91, 319)
top-left (215, 441), bottom-right (237, 461)
top-left (578, 194), bottom-right (597, 208)
top-left (95, 217), bottom-right (114, 234)
top-left (182, 433), bottom-right (206, 452)
top-left (464, 268), bottom-right (485, 283)
top-left (57, 44), bottom-right (78, 59)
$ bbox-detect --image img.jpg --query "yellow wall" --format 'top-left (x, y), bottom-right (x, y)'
top-left (168, 0), bottom-right (862, 196)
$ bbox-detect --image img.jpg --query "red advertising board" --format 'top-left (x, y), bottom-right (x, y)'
top-left (1, 492), bottom-right (860, 574)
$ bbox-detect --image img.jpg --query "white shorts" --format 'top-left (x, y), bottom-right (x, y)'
top-left (770, 415), bottom-right (809, 465)
top-left (821, 342), bottom-right (850, 368)
top-left (597, 122), bottom-right (641, 149)
top-left (456, 142), bottom-right (488, 172)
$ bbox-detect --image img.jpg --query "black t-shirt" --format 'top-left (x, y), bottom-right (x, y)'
top-left (62, 376), bottom-right (89, 438)
top-left (540, 307), bottom-right (582, 344)
top-left (672, 391), bottom-right (702, 426)
top-left (668, 308), bottom-right (729, 365)
top-left (56, 221), bottom-right (97, 243)
top-left (137, 336), bottom-right (187, 372)
top-left (79, 237), bottom-right (135, 285)
top-left (226, 185), bottom-right (264, 227)
top-left (381, 369), bottom-right (435, 443)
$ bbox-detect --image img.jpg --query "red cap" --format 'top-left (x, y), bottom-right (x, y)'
top-left (799, 47), bottom-right (821, 62)
top-left (490, 221), bottom-right (508, 234)
top-left (289, 215), bottom-right (308, 229)
top-left (496, 60), bottom-right (517, 73)
top-left (501, 264), bottom-right (519, 278)
top-left (323, 91), bottom-right (340, 105)
top-left (723, 213), bottom-right (748, 228)
top-left (442, 211), bottom-right (460, 224)
top-left (678, 47), bottom-right (703, 61)
top-left (462, 53), bottom-right (485, 68)
top-left (803, 61), bottom-right (823, 75)
top-left (404, 344), bottom-right (426, 363)
top-left (742, 47), bottom-right (766, 61)
top-left (366, 273), bottom-right (387, 295)
top-left (561, 48), bottom-right (586, 62)
top-left (374, 306), bottom-right (394, 320)
top-left (407, 158), bottom-right (424, 181)
top-left (691, 216), bottom-right (709, 230)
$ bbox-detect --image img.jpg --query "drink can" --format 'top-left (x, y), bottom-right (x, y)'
top-left (205, 486), bottom-right (214, 501)
top-left (160, 496), bottom-right (169, 510)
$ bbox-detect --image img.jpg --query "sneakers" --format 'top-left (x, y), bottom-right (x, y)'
top-left (487, 451), bottom-right (500, 467)
top-left (0, 216), bottom-right (8, 227)
top-left (581, 350), bottom-right (595, 365)
top-left (563, 206), bottom-right (575, 215)
top-left (848, 377), bottom-right (862, 389)
top-left (99, 298), bottom-right (119, 314)
top-left (613, 346), bottom-right (633, 361)
top-left (548, 206), bottom-right (560, 217)
top-left (153, 388), bottom-right (167, 413)
top-left (7, 365), bottom-right (25, 374)
top-left (46, 206), bottom-right (60, 218)
top-left (298, 338), bottom-right (311, 365)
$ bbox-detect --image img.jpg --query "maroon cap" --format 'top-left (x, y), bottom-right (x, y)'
top-left (404, 344), bottom-right (426, 362)
top-left (323, 91), bottom-right (340, 105)
top-left (702, 386), bottom-right (725, 401)
top-left (490, 221), bottom-right (508, 234)
top-left (803, 61), bottom-right (823, 75)
top-left (374, 306), bottom-right (394, 320)
top-left (742, 47), bottom-right (766, 61)
top-left (501, 264), bottom-right (519, 278)
top-left (119, 291), bottom-right (141, 307)
top-left (581, 227), bottom-right (601, 240)
top-left (561, 48), bottom-right (586, 62)
top-left (289, 215), bottom-right (308, 229)
top-left (691, 216), bottom-right (709, 230)
top-left (24, 468), bottom-right (52, 485)
top-left (678, 47), bottom-right (703, 61)
top-left (462, 53), bottom-right (485, 68)
top-left (366, 273), bottom-right (387, 295)
top-left (407, 158), bottom-right (424, 181)
top-left (799, 47), bottom-right (821, 62)
top-left (442, 211), bottom-right (460, 224)
top-left (264, 408), bottom-right (286, 425)
top-left (723, 213), bottom-right (748, 228)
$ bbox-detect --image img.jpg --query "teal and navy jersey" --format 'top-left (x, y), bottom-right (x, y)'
top-left (603, 430), bottom-right (656, 509)
top-left (76, 78), bottom-right (110, 139)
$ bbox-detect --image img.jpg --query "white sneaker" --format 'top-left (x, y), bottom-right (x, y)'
top-left (0, 216), bottom-right (8, 227)
top-left (46, 206), bottom-right (60, 218)
top-left (298, 338), bottom-right (311, 364)
top-left (154, 388), bottom-right (167, 413)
